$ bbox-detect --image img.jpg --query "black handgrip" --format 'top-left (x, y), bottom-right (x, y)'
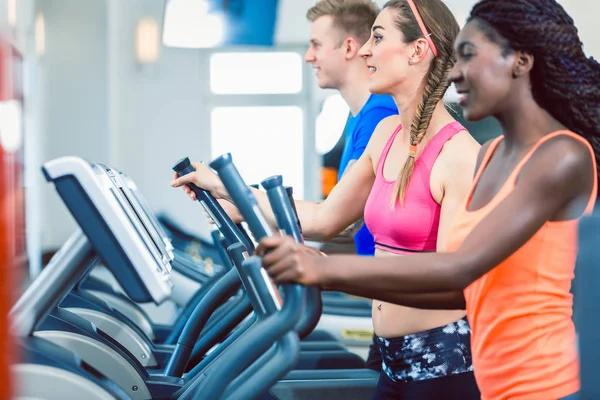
top-left (209, 153), bottom-right (273, 241)
top-left (172, 157), bottom-right (254, 253)
top-left (261, 176), bottom-right (302, 243)
top-left (285, 186), bottom-right (303, 235)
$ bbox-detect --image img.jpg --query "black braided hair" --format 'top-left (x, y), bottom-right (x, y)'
top-left (469, 0), bottom-right (600, 176)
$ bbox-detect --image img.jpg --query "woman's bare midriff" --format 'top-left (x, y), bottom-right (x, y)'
top-left (371, 248), bottom-right (466, 339)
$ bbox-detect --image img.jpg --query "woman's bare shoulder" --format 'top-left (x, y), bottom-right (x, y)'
top-left (365, 114), bottom-right (403, 161)
top-left (435, 130), bottom-right (481, 185)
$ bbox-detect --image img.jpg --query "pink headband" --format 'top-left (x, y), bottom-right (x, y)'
top-left (406, 0), bottom-right (439, 57)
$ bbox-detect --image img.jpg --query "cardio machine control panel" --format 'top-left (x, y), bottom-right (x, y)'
top-left (101, 165), bottom-right (173, 271)
top-left (120, 173), bottom-right (175, 261)
top-left (42, 156), bottom-right (173, 304)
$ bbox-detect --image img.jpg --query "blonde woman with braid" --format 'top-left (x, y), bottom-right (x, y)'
top-left (171, 1), bottom-right (480, 398)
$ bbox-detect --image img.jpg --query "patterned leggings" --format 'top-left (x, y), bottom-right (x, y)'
top-left (372, 317), bottom-right (480, 400)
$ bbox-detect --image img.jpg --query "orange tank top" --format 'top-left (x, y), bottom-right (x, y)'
top-left (445, 131), bottom-right (597, 400)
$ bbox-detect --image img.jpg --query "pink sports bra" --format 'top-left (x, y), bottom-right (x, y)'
top-left (364, 121), bottom-right (465, 254)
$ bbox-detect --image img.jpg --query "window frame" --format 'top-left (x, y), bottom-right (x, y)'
top-left (200, 45), bottom-right (320, 201)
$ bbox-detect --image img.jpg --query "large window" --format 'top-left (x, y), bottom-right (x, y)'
top-left (210, 52), bottom-right (303, 95)
top-left (211, 106), bottom-right (305, 198)
top-left (315, 94), bottom-right (349, 155)
top-left (208, 50), bottom-right (311, 199)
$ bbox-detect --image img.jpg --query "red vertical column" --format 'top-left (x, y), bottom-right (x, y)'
top-left (0, 37), bottom-right (25, 400)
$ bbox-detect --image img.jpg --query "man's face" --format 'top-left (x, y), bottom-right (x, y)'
top-left (304, 15), bottom-right (348, 89)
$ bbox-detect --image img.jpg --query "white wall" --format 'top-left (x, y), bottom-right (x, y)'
top-left (27, 0), bottom-right (215, 253)
top-left (560, 0), bottom-right (600, 58)
top-left (34, 0), bottom-right (110, 250)
top-left (0, 0), bottom-right (7, 34)
top-left (107, 0), bottom-right (213, 244)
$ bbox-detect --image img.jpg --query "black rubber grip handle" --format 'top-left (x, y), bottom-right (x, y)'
top-left (261, 176), bottom-right (303, 243)
top-left (284, 186), bottom-right (303, 235)
top-left (172, 157), bottom-right (253, 252)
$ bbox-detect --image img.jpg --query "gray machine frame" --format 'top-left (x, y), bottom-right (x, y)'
top-left (10, 156), bottom-right (176, 399)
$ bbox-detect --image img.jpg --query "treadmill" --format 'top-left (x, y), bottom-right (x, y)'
top-left (10, 156), bottom-right (174, 399)
top-left (34, 157), bottom-right (364, 383)
top-left (41, 162), bottom-right (181, 370)
top-left (158, 213), bottom-right (226, 267)
top-left (11, 155), bottom-right (316, 400)
top-left (34, 155), bottom-right (365, 399)
top-left (12, 156), bottom-right (267, 398)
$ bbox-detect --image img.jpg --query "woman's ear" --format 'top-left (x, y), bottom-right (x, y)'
top-left (512, 51), bottom-right (534, 78)
top-left (409, 38), bottom-right (432, 64)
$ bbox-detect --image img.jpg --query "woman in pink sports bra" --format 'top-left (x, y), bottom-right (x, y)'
top-left (172, 1), bottom-right (480, 398)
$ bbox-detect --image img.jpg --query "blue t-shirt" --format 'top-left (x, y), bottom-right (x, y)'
top-left (338, 94), bottom-right (398, 256)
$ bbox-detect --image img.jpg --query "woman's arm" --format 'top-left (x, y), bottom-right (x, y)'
top-left (171, 156), bottom-right (373, 241)
top-left (433, 131), bottom-right (480, 253)
top-left (258, 136), bottom-right (595, 307)
top-left (332, 283), bottom-right (466, 309)
top-left (171, 117), bottom-right (399, 241)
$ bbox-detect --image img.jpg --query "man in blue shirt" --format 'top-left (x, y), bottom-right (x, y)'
top-left (305, 0), bottom-right (398, 256)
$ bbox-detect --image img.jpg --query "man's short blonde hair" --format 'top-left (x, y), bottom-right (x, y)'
top-left (306, 0), bottom-right (380, 45)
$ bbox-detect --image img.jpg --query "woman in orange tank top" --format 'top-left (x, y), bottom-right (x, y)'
top-left (257, 1), bottom-right (600, 399)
